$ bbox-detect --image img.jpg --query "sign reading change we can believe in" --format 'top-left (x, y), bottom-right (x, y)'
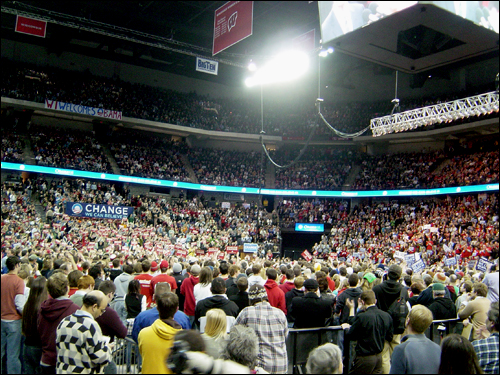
top-left (196, 57), bottom-right (219, 75)
top-left (65, 202), bottom-right (133, 220)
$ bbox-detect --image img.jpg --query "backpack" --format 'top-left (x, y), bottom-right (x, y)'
top-left (387, 287), bottom-right (409, 335)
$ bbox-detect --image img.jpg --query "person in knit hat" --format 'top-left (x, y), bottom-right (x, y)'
top-left (428, 283), bottom-right (457, 320)
top-left (416, 272), bottom-right (453, 306)
top-left (234, 284), bottom-right (288, 374)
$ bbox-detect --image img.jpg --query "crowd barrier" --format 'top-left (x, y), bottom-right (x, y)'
top-left (286, 326), bottom-right (350, 374)
top-left (112, 336), bottom-right (141, 374)
top-left (424, 318), bottom-right (463, 345)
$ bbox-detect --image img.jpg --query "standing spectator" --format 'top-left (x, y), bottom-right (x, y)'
top-left (472, 301), bottom-right (499, 374)
top-left (428, 283), bottom-right (458, 320)
top-left (290, 278), bottom-right (333, 328)
top-left (234, 284), bottom-right (289, 374)
top-left (125, 279), bottom-right (146, 319)
top-left (456, 281), bottom-right (473, 310)
top-left (134, 260), bottom-right (154, 307)
top-left (113, 264), bottom-right (133, 323)
top-left (1, 256), bottom-right (25, 374)
top-left (221, 325), bottom-right (267, 373)
top-left (306, 343), bottom-right (343, 374)
top-left (172, 263), bottom-right (186, 311)
top-left (372, 264), bottom-right (408, 373)
top-left (56, 291), bottom-right (112, 374)
top-left (438, 334), bottom-right (483, 374)
top-left (151, 260), bottom-right (177, 294)
top-left (285, 276), bottom-right (305, 326)
top-left (335, 273), bottom-right (362, 324)
top-left (96, 281), bottom-right (128, 342)
top-left (195, 278), bottom-right (239, 330)
top-left (264, 268), bottom-right (287, 314)
top-left (70, 275), bottom-right (95, 307)
top-left (390, 305), bottom-right (441, 374)
top-left (279, 269), bottom-right (295, 295)
top-left (229, 276), bottom-right (250, 314)
top-left (138, 292), bottom-right (181, 374)
top-left (38, 272), bottom-right (79, 374)
top-left (109, 258), bottom-right (123, 282)
top-left (201, 308), bottom-right (228, 359)
top-left (67, 270), bottom-right (83, 297)
top-left (483, 265), bottom-right (499, 303)
top-left (21, 277), bottom-right (48, 375)
top-left (247, 264), bottom-right (266, 288)
top-left (341, 290), bottom-right (393, 374)
top-left (459, 283), bottom-right (492, 341)
top-left (181, 264), bottom-right (201, 327)
top-left (89, 264), bottom-right (104, 291)
top-left (132, 283), bottom-right (191, 344)
top-left (225, 265), bottom-right (239, 290)
top-left (194, 266), bottom-right (213, 305)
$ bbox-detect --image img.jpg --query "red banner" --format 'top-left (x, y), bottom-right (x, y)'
top-left (15, 16), bottom-right (47, 38)
top-left (218, 253), bottom-right (225, 260)
top-left (226, 246), bottom-right (239, 254)
top-left (301, 250), bottom-right (312, 262)
top-left (195, 249), bottom-right (205, 256)
top-left (213, 1), bottom-right (253, 55)
top-left (208, 247), bottom-right (218, 256)
top-left (176, 249), bottom-right (188, 257)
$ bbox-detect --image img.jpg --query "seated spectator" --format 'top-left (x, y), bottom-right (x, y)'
top-left (306, 343), bottom-right (343, 374)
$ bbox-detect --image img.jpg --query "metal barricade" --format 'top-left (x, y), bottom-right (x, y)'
top-left (286, 326), bottom-right (350, 374)
top-left (112, 336), bottom-right (141, 374)
top-left (425, 318), bottom-right (463, 345)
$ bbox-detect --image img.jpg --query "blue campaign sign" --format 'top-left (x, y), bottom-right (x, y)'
top-left (295, 223), bottom-right (325, 232)
top-left (476, 257), bottom-right (493, 272)
top-left (444, 257), bottom-right (457, 267)
top-left (65, 202), bottom-right (133, 220)
top-left (405, 254), bottom-right (416, 266)
top-left (411, 259), bottom-right (426, 273)
top-left (243, 243), bottom-right (258, 253)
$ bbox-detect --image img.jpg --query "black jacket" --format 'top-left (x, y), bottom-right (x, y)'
top-left (346, 306), bottom-right (394, 356)
top-left (416, 285), bottom-right (452, 306)
top-left (428, 297), bottom-right (457, 320)
top-left (194, 295), bottom-right (239, 328)
top-left (290, 292), bottom-right (333, 328)
top-left (285, 289), bottom-right (304, 323)
top-left (373, 279), bottom-right (408, 312)
top-left (173, 272), bottom-right (186, 311)
top-left (229, 291), bottom-right (249, 314)
top-left (335, 287), bottom-right (362, 324)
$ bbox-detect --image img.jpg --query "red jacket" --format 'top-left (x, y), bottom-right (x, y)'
top-left (264, 279), bottom-right (287, 314)
top-left (279, 281), bottom-right (295, 295)
top-left (134, 273), bottom-right (153, 307)
top-left (180, 275), bottom-right (199, 316)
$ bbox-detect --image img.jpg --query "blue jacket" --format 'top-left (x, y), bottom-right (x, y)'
top-left (390, 333), bottom-right (441, 374)
top-left (132, 308), bottom-right (191, 342)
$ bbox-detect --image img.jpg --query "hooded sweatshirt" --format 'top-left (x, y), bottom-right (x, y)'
top-left (264, 279), bottom-right (287, 314)
top-left (428, 297), bottom-right (457, 320)
top-left (335, 287), bottom-right (363, 324)
top-left (180, 275), bottom-right (199, 316)
top-left (285, 289), bottom-right (304, 322)
top-left (114, 272), bottom-right (133, 297)
top-left (138, 319), bottom-right (182, 374)
top-left (194, 295), bottom-right (240, 328)
top-left (38, 297), bottom-right (79, 366)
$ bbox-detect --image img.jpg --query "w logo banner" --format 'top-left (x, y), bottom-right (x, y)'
top-left (213, 1), bottom-right (253, 55)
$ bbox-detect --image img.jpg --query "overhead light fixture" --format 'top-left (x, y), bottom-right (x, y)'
top-left (248, 61), bottom-right (257, 71)
top-left (245, 50), bottom-right (309, 87)
top-left (370, 91), bottom-right (499, 137)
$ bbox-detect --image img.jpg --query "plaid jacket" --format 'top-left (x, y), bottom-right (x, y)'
top-left (235, 301), bottom-right (288, 374)
top-left (56, 310), bottom-right (111, 374)
top-left (472, 332), bottom-right (499, 374)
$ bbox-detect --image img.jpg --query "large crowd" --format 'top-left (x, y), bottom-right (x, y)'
top-left (1, 173), bottom-right (498, 374)
top-left (2, 59), bottom-right (498, 138)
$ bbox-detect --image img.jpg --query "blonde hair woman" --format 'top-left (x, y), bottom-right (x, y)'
top-left (202, 308), bottom-right (228, 358)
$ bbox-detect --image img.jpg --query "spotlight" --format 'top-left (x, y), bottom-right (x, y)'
top-left (248, 61), bottom-right (257, 72)
top-left (327, 47), bottom-right (334, 54)
top-left (319, 50), bottom-right (328, 57)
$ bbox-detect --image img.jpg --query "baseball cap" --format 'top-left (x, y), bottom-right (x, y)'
top-left (160, 260), bottom-right (169, 269)
top-left (173, 263), bottom-right (182, 273)
top-left (190, 264), bottom-right (201, 276)
top-left (363, 272), bottom-right (376, 284)
top-left (432, 283), bottom-right (445, 291)
top-left (304, 278), bottom-right (319, 290)
top-left (150, 261), bottom-right (158, 272)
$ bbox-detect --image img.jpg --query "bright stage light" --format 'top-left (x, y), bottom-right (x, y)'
top-left (245, 50), bottom-right (309, 87)
top-left (248, 61), bottom-right (257, 71)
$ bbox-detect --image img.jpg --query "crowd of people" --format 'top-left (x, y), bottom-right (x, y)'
top-left (2, 59), bottom-right (497, 138)
top-left (1, 172), bottom-right (498, 374)
top-left (1, 130), bottom-right (24, 164)
top-left (30, 125), bottom-right (112, 173)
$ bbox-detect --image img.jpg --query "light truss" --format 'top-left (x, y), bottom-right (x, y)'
top-left (370, 91), bottom-right (499, 137)
top-left (1, 5), bottom-right (248, 68)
